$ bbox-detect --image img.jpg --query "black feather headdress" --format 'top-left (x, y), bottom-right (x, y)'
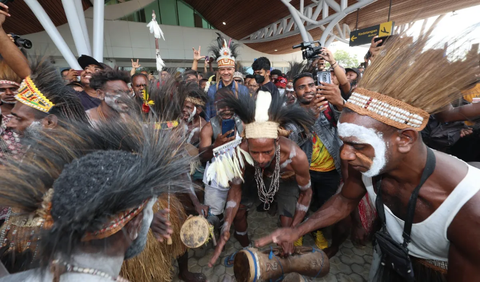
top-left (220, 88), bottom-right (314, 137)
top-left (0, 117), bottom-right (193, 265)
top-left (286, 61), bottom-right (306, 83)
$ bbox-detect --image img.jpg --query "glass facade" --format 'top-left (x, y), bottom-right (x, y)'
top-left (107, 0), bottom-right (214, 29)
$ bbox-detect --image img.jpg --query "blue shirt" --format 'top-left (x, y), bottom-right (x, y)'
top-left (205, 81), bottom-right (249, 121)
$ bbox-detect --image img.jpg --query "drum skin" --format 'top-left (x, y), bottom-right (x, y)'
top-left (234, 247), bottom-right (330, 282)
top-left (180, 215), bottom-right (210, 248)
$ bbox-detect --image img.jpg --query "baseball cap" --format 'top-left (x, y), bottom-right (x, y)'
top-left (77, 55), bottom-right (104, 70)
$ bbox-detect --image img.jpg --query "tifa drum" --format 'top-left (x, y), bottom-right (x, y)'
top-left (180, 215), bottom-right (211, 248)
top-left (234, 247), bottom-right (330, 282)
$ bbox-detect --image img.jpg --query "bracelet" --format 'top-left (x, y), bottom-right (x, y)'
top-left (331, 61), bottom-right (338, 68)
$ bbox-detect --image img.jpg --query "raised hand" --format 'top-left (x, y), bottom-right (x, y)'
top-left (0, 3), bottom-right (11, 26)
top-left (131, 59), bottom-right (141, 69)
top-left (192, 46), bottom-right (205, 61)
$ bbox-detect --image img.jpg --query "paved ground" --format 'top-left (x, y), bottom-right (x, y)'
top-left (172, 206), bottom-right (373, 282)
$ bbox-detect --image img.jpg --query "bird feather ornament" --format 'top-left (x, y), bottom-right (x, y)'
top-left (147, 10), bottom-right (165, 71)
top-left (254, 91), bottom-right (272, 122)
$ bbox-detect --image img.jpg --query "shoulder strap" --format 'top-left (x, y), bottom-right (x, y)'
top-left (375, 147), bottom-right (436, 247)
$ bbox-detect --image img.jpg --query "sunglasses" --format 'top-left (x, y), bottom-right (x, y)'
top-left (234, 79), bottom-right (243, 83)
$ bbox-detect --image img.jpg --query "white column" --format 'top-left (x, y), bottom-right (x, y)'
top-left (73, 0), bottom-right (92, 54)
top-left (62, 0), bottom-right (90, 56)
top-left (24, 0), bottom-right (81, 70)
top-left (93, 0), bottom-right (105, 62)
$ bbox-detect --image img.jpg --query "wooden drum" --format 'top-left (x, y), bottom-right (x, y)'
top-left (180, 215), bottom-right (210, 248)
top-left (234, 247), bottom-right (330, 282)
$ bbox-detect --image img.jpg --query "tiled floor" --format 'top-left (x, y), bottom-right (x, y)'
top-left (172, 207), bottom-right (373, 282)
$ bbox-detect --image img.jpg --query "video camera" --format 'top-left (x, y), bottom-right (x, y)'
top-left (9, 33), bottom-right (32, 49)
top-left (292, 41), bottom-right (323, 60)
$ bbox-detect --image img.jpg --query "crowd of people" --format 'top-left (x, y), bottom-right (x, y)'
top-left (0, 2), bottom-right (479, 281)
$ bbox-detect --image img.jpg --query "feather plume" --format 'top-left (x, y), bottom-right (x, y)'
top-left (359, 19), bottom-right (480, 114)
top-left (208, 32), bottom-right (240, 61)
top-left (147, 11), bottom-right (165, 40)
top-left (286, 61), bottom-right (306, 82)
top-left (254, 90), bottom-right (272, 122)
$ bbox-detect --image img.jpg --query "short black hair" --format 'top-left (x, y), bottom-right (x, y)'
top-left (293, 72), bottom-right (314, 90)
top-left (200, 78), bottom-right (208, 83)
top-left (252, 57), bottom-right (271, 71)
top-left (60, 69), bottom-right (69, 76)
top-left (245, 74), bottom-right (255, 79)
top-left (89, 68), bottom-right (130, 90)
top-left (183, 69), bottom-right (198, 80)
top-left (270, 69), bottom-right (282, 76)
top-left (131, 73), bottom-right (148, 82)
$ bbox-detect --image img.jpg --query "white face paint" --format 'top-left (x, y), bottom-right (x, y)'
top-left (338, 122), bottom-right (387, 177)
top-left (187, 106), bottom-right (197, 123)
top-left (105, 94), bottom-right (128, 113)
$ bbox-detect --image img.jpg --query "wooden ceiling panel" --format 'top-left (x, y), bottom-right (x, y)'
top-left (3, 0), bottom-right (92, 35)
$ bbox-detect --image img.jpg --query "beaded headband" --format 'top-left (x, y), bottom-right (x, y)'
top-left (0, 80), bottom-right (20, 87)
top-left (15, 76), bottom-right (55, 113)
top-left (345, 88), bottom-right (429, 131)
top-left (185, 96), bottom-right (205, 107)
top-left (82, 200), bottom-right (148, 241)
top-left (217, 58), bottom-right (235, 68)
top-left (245, 121), bottom-right (279, 139)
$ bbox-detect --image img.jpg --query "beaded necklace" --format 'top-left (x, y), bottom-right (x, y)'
top-left (58, 261), bottom-right (130, 282)
top-left (255, 145), bottom-right (281, 210)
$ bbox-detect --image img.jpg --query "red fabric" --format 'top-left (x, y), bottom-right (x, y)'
top-left (274, 76), bottom-right (287, 88)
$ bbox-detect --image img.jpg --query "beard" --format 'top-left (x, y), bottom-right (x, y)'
top-left (124, 199), bottom-right (155, 260)
top-left (23, 120), bottom-right (43, 139)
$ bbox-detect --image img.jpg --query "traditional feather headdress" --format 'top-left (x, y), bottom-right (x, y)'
top-left (205, 91), bottom-right (314, 186)
top-left (209, 32), bottom-right (240, 68)
top-left (346, 20), bottom-right (479, 131)
top-left (0, 117), bottom-right (193, 266)
top-left (15, 57), bottom-right (87, 123)
top-left (286, 61), bottom-right (306, 83)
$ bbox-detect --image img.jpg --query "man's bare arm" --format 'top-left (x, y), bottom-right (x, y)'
top-left (0, 4), bottom-right (30, 79)
top-left (199, 122), bottom-right (214, 162)
top-left (256, 165), bottom-right (366, 247)
top-left (291, 146), bottom-right (313, 227)
top-left (446, 191), bottom-right (480, 281)
top-left (435, 103), bottom-right (480, 123)
top-left (208, 182), bottom-right (242, 267)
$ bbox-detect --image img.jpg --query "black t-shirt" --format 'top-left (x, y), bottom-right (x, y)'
top-left (76, 91), bottom-right (101, 111)
top-left (261, 81), bottom-right (280, 97)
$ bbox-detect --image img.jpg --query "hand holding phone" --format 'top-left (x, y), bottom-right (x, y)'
top-left (222, 119), bottom-right (235, 138)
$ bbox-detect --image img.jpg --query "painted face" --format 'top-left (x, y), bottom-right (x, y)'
top-left (103, 80), bottom-right (131, 113)
top-left (219, 67), bottom-right (235, 84)
top-left (248, 138), bottom-right (276, 168)
top-left (23, 120), bottom-right (43, 140)
top-left (294, 76), bottom-right (316, 104)
top-left (0, 83), bottom-right (19, 104)
top-left (182, 100), bottom-right (197, 122)
top-left (216, 105), bottom-right (234, 120)
top-left (7, 103), bottom-right (44, 136)
top-left (124, 199), bottom-right (155, 259)
top-left (132, 76), bottom-right (148, 99)
top-left (338, 121), bottom-right (387, 177)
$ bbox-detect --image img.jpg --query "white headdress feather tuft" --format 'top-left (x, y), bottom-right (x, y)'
top-left (254, 90), bottom-right (272, 122)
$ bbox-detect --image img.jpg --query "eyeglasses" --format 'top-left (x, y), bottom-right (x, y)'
top-left (234, 79), bottom-right (243, 83)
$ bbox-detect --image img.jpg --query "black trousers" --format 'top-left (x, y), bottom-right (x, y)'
top-left (309, 169), bottom-right (341, 212)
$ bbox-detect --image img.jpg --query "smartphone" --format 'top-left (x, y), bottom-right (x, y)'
top-left (374, 35), bottom-right (398, 47)
top-left (75, 70), bottom-right (83, 76)
top-left (205, 56), bottom-right (209, 62)
top-left (316, 71), bottom-right (331, 85)
top-left (221, 119), bottom-right (235, 138)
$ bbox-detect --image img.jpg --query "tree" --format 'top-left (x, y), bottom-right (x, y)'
top-left (332, 49), bottom-right (359, 68)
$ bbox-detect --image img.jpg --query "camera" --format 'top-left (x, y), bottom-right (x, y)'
top-left (9, 33), bottom-right (32, 49)
top-left (293, 41), bottom-right (323, 60)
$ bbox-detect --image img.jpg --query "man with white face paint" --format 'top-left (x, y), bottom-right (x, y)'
top-left (257, 32), bottom-right (480, 281)
top-left (86, 69), bottom-right (132, 124)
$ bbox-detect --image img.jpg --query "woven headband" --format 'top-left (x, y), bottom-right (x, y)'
top-left (245, 121), bottom-right (279, 139)
top-left (0, 80), bottom-right (20, 87)
top-left (186, 96), bottom-right (205, 107)
top-left (345, 88), bottom-right (429, 131)
top-left (82, 200), bottom-right (148, 241)
top-left (15, 76), bottom-right (55, 113)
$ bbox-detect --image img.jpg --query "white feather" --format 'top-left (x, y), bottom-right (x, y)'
top-left (255, 90), bottom-right (272, 122)
top-left (155, 50), bottom-right (165, 71)
top-left (147, 19), bottom-right (165, 40)
top-left (205, 160), bottom-right (216, 182)
top-left (232, 153), bottom-right (244, 182)
top-left (239, 147), bottom-right (254, 166)
top-left (236, 146), bottom-right (245, 169)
